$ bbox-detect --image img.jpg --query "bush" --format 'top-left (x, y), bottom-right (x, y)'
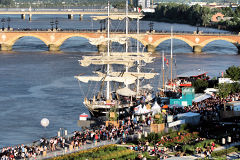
top-left (194, 139), bottom-right (215, 149)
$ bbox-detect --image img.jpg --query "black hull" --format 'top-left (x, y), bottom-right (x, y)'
top-left (88, 107), bottom-right (132, 119)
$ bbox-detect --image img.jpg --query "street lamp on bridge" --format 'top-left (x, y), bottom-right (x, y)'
top-left (7, 17), bottom-right (10, 30)
top-left (50, 19), bottom-right (54, 31)
top-left (149, 21), bottom-right (154, 33)
top-left (55, 18), bottom-right (59, 30)
top-left (100, 20), bottom-right (103, 32)
top-left (1, 18), bottom-right (5, 31)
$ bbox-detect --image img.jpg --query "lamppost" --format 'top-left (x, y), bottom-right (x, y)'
top-left (103, 19), bottom-right (106, 30)
top-left (196, 23), bottom-right (200, 34)
top-left (50, 19), bottom-right (54, 31)
top-left (7, 17), bottom-right (10, 30)
top-left (58, 128), bottom-right (68, 137)
top-left (149, 21), bottom-right (154, 33)
top-left (55, 18), bottom-right (59, 30)
top-left (100, 20), bottom-right (103, 32)
top-left (1, 18), bottom-right (5, 31)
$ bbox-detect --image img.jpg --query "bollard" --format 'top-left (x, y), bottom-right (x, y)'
top-left (43, 151), bottom-right (47, 157)
top-left (138, 133), bottom-right (141, 139)
top-left (69, 145), bottom-right (73, 152)
top-left (145, 131), bottom-right (148, 137)
top-left (64, 130), bottom-right (68, 136)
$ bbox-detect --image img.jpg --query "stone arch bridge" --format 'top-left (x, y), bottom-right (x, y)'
top-left (0, 31), bottom-right (240, 54)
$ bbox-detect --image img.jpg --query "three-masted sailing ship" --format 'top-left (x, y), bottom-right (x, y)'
top-left (75, 1), bottom-right (157, 117)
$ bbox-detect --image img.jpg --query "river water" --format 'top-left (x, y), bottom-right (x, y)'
top-left (0, 14), bottom-right (239, 148)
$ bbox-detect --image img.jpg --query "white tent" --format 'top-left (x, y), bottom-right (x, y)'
top-left (193, 93), bottom-right (211, 103)
top-left (135, 104), bottom-right (144, 115)
top-left (142, 105), bottom-right (151, 114)
top-left (135, 104), bottom-right (150, 115)
top-left (151, 101), bottom-right (161, 115)
top-left (116, 87), bottom-right (136, 96)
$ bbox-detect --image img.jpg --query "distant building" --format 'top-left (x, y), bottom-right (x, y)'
top-left (189, 2), bottom-right (207, 6)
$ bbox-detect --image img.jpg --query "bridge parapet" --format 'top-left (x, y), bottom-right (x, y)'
top-left (0, 31), bottom-right (239, 54)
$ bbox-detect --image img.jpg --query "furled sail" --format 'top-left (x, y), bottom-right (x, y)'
top-left (94, 71), bottom-right (157, 79)
top-left (79, 58), bottom-right (135, 67)
top-left (79, 55), bottom-right (154, 67)
top-left (89, 37), bottom-right (127, 45)
top-left (116, 87), bottom-right (136, 96)
top-left (106, 52), bottom-right (152, 57)
top-left (74, 75), bottom-right (137, 85)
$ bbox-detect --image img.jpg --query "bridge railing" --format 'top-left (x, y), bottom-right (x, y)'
top-left (3, 28), bottom-right (238, 35)
top-left (0, 8), bottom-right (134, 13)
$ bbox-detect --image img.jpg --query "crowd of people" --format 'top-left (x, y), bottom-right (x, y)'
top-left (166, 92), bottom-right (240, 121)
top-left (1, 89), bottom-right (239, 160)
top-left (0, 116), bottom-right (151, 160)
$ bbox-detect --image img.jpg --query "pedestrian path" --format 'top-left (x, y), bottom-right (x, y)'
top-left (37, 139), bottom-right (120, 159)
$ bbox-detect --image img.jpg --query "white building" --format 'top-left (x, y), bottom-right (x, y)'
top-left (189, 2), bottom-right (207, 6)
top-left (138, 0), bottom-right (151, 9)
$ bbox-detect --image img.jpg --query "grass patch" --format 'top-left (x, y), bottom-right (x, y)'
top-left (49, 144), bottom-right (137, 160)
top-left (211, 146), bottom-right (240, 157)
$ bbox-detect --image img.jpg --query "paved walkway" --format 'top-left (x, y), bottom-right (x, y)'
top-left (37, 139), bottom-right (121, 159)
top-left (34, 127), bottom-right (146, 159)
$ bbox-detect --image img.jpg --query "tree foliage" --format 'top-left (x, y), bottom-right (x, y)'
top-left (218, 83), bottom-right (233, 98)
top-left (145, 3), bottom-right (240, 32)
top-left (193, 79), bottom-right (208, 93)
top-left (218, 82), bottom-right (240, 98)
top-left (225, 65), bottom-right (240, 81)
top-left (148, 3), bottom-right (212, 26)
top-left (0, 0), bottom-right (13, 6)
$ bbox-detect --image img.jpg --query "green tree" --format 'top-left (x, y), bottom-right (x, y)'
top-left (225, 65), bottom-right (240, 81)
top-left (218, 83), bottom-right (234, 98)
top-left (193, 79), bottom-right (208, 93)
top-left (0, 0), bottom-right (13, 7)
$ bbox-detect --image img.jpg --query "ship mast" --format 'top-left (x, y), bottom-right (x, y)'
top-left (125, 0), bottom-right (129, 75)
top-left (106, 1), bottom-right (110, 100)
top-left (136, 17), bottom-right (140, 95)
top-left (162, 51), bottom-right (165, 91)
top-left (170, 26), bottom-right (173, 87)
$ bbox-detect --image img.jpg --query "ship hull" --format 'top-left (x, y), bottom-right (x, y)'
top-left (84, 103), bottom-right (131, 118)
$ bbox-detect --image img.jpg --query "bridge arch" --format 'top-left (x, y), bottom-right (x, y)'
top-left (60, 36), bottom-right (98, 52)
top-left (8, 34), bottom-right (49, 47)
top-left (152, 37), bottom-right (193, 54)
top-left (200, 37), bottom-right (237, 47)
top-left (12, 36), bottom-right (49, 51)
top-left (55, 34), bottom-right (102, 47)
top-left (154, 36), bottom-right (195, 49)
top-left (202, 39), bottom-right (238, 54)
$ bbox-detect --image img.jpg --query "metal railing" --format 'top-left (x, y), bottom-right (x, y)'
top-left (2, 28), bottom-right (238, 36)
top-left (37, 138), bottom-right (121, 160)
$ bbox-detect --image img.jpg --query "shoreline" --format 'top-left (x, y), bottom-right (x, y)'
top-left (142, 17), bottom-right (236, 34)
